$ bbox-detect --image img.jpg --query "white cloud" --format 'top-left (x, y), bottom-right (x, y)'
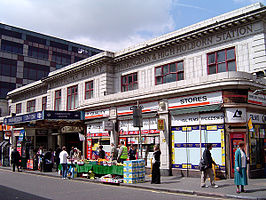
top-left (0, 0), bottom-right (175, 51)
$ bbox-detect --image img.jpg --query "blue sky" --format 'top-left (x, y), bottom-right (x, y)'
top-left (0, 0), bottom-right (264, 51)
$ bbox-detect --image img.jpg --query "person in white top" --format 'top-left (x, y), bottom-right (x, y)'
top-left (59, 146), bottom-right (69, 179)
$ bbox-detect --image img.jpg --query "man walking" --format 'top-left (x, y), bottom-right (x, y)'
top-left (59, 146), bottom-right (69, 179)
top-left (110, 143), bottom-right (118, 161)
top-left (201, 143), bottom-right (218, 188)
top-left (11, 147), bottom-right (21, 172)
top-left (118, 141), bottom-right (128, 163)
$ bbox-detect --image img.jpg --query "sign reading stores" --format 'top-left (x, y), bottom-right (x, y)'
top-left (168, 92), bottom-right (222, 109)
top-left (248, 91), bottom-right (266, 106)
top-left (171, 112), bottom-right (224, 126)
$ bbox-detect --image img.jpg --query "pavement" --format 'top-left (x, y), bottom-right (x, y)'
top-left (1, 166), bottom-right (265, 200)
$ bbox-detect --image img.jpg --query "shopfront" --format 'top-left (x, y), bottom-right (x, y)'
top-left (85, 109), bottom-right (111, 160)
top-left (117, 101), bottom-right (159, 166)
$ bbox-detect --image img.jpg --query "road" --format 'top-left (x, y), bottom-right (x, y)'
top-left (0, 169), bottom-right (229, 200)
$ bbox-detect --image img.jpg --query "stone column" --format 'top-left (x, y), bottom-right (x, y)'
top-left (158, 99), bottom-right (171, 176)
top-left (109, 107), bottom-right (118, 145)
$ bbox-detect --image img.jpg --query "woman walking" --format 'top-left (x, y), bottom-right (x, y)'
top-left (151, 144), bottom-right (161, 184)
top-left (234, 141), bottom-right (248, 193)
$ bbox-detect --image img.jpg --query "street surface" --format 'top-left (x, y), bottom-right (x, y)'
top-left (0, 169), bottom-right (229, 200)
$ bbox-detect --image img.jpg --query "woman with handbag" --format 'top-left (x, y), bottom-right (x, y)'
top-left (234, 141), bottom-right (248, 193)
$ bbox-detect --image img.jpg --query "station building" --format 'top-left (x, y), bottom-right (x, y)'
top-left (2, 3), bottom-right (266, 178)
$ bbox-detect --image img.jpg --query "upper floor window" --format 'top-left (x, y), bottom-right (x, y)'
top-left (27, 100), bottom-right (35, 113)
top-left (207, 47), bottom-right (236, 75)
top-left (67, 85), bottom-right (78, 110)
top-left (42, 96), bottom-right (47, 111)
top-left (155, 61), bottom-right (184, 85)
top-left (54, 90), bottom-right (61, 111)
top-left (85, 81), bottom-right (93, 99)
top-left (1, 40), bottom-right (23, 54)
top-left (26, 35), bottom-right (46, 45)
top-left (52, 51), bottom-right (71, 66)
top-left (0, 58), bottom-right (17, 77)
top-left (50, 41), bottom-right (68, 50)
top-left (23, 62), bottom-right (49, 81)
top-left (0, 28), bottom-right (22, 39)
top-left (0, 81), bottom-right (16, 98)
top-left (28, 46), bottom-right (49, 60)
top-left (16, 103), bottom-right (22, 114)
top-left (121, 72), bottom-right (138, 92)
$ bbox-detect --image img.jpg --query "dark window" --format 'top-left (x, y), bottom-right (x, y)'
top-left (74, 56), bottom-right (85, 62)
top-left (0, 58), bottom-right (17, 77)
top-left (67, 85), bottom-right (78, 110)
top-left (52, 51), bottom-right (71, 66)
top-left (26, 35), bottom-right (46, 45)
top-left (27, 100), bottom-right (35, 112)
top-left (28, 46), bottom-right (48, 60)
top-left (72, 46), bottom-right (79, 53)
top-left (121, 72), bottom-right (138, 92)
top-left (54, 90), bottom-right (61, 111)
top-left (23, 62), bottom-right (49, 81)
top-left (1, 40), bottom-right (23, 54)
top-left (207, 47), bottom-right (236, 74)
top-left (16, 103), bottom-right (22, 114)
top-left (50, 41), bottom-right (68, 50)
top-left (155, 61), bottom-right (184, 85)
top-left (0, 81), bottom-right (16, 98)
top-left (0, 28), bottom-right (22, 39)
top-left (85, 81), bottom-right (93, 99)
top-left (42, 96), bottom-right (47, 110)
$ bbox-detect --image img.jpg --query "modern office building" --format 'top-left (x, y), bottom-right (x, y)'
top-left (0, 22), bottom-right (102, 116)
top-left (3, 3), bottom-right (266, 178)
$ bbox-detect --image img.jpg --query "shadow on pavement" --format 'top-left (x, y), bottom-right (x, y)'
top-left (246, 188), bottom-right (266, 193)
top-left (0, 185), bottom-right (52, 200)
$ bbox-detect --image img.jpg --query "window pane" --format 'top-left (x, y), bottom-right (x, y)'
top-left (165, 73), bottom-right (176, 83)
top-left (217, 63), bottom-right (226, 73)
top-left (163, 65), bottom-right (169, 75)
top-left (177, 62), bottom-right (183, 71)
top-left (133, 83), bottom-right (138, 90)
top-left (155, 67), bottom-right (161, 76)
top-left (90, 90), bottom-right (93, 98)
top-left (128, 84), bottom-right (133, 91)
top-left (208, 53), bottom-right (215, 64)
top-left (217, 51), bottom-right (225, 62)
top-left (170, 63), bottom-right (176, 72)
top-left (178, 72), bottom-right (184, 80)
top-left (209, 65), bottom-right (216, 74)
top-left (122, 86), bottom-right (127, 92)
top-left (156, 77), bottom-right (162, 85)
top-left (133, 73), bottom-right (137, 82)
top-left (122, 76), bottom-right (127, 84)
top-left (228, 61), bottom-right (236, 71)
top-left (227, 49), bottom-right (235, 60)
top-left (128, 75), bottom-right (133, 83)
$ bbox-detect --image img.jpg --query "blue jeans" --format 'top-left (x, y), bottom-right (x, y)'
top-left (61, 163), bottom-right (67, 178)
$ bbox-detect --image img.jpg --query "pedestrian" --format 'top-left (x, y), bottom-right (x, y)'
top-left (69, 146), bottom-right (75, 159)
top-left (73, 147), bottom-right (81, 160)
top-left (128, 144), bottom-right (136, 160)
top-left (11, 147), bottom-right (21, 172)
top-left (117, 141), bottom-right (128, 163)
top-left (59, 146), bottom-right (69, 179)
top-left (234, 141), bottom-right (248, 193)
top-left (151, 144), bottom-right (161, 184)
top-left (55, 145), bottom-right (61, 172)
top-left (37, 146), bottom-right (44, 171)
top-left (110, 143), bottom-right (118, 161)
top-left (200, 143), bottom-right (218, 188)
top-left (98, 145), bottom-right (105, 159)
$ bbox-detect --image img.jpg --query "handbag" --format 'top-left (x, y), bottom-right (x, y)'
top-left (199, 158), bottom-right (207, 171)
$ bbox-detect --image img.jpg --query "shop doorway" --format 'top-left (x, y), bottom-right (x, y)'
top-left (64, 133), bottom-right (83, 154)
top-left (229, 132), bottom-right (245, 178)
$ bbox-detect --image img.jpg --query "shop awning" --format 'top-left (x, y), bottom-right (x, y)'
top-left (170, 104), bottom-right (222, 115)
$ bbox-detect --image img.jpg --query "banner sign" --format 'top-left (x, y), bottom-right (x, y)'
top-left (4, 111), bottom-right (43, 125)
top-left (225, 108), bottom-right (247, 123)
top-left (117, 101), bottom-right (158, 116)
top-left (85, 109), bottom-right (110, 119)
top-left (4, 111), bottom-right (81, 125)
top-left (248, 91), bottom-right (266, 106)
top-left (171, 112), bottom-right (224, 126)
top-left (247, 112), bottom-right (266, 124)
top-left (168, 92), bottom-right (222, 109)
